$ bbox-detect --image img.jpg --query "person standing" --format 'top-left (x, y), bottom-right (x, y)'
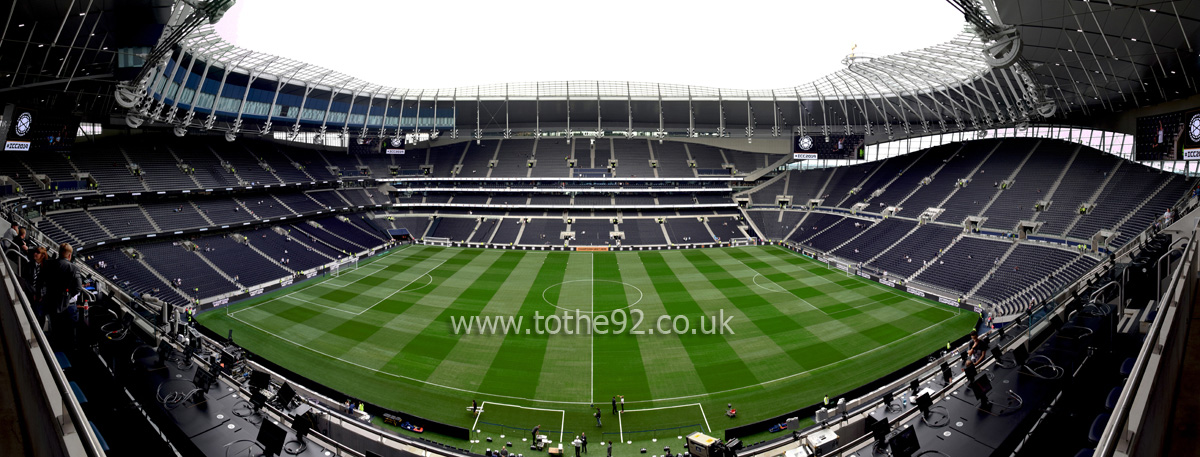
top-left (25, 246), bottom-right (48, 322)
top-left (619, 395), bottom-right (624, 412)
top-left (611, 396), bottom-right (618, 415)
top-left (572, 436), bottom-right (581, 457)
top-left (581, 432), bottom-right (588, 453)
top-left (531, 424), bottom-right (540, 444)
top-left (46, 243), bottom-right (82, 351)
top-left (607, 441), bottom-right (613, 457)
top-left (594, 408), bottom-right (602, 427)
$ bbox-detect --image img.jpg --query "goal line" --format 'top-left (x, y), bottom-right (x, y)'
top-left (471, 401), bottom-right (566, 449)
top-left (617, 403), bottom-right (711, 444)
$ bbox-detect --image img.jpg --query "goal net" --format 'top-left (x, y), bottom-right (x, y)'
top-left (331, 256), bottom-right (359, 277)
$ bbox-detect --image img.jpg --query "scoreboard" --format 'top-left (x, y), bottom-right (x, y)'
top-left (793, 133), bottom-right (864, 160)
top-left (1135, 108), bottom-right (1200, 161)
top-left (1181, 108), bottom-right (1200, 161)
top-left (3, 107), bottom-right (78, 152)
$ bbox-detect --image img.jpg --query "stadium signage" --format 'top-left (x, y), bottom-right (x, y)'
top-left (4, 140), bottom-right (31, 151)
top-left (793, 153), bottom-right (818, 160)
top-left (306, 270), bottom-right (319, 279)
top-left (249, 287), bottom-right (264, 297)
top-left (905, 286), bottom-right (927, 298)
top-left (386, 148), bottom-right (406, 155)
top-left (576, 246), bottom-right (609, 252)
top-left (856, 272), bottom-right (870, 279)
top-left (880, 278), bottom-right (896, 287)
top-left (281, 277), bottom-right (294, 287)
top-left (211, 297), bottom-right (229, 307)
top-left (835, 264), bottom-right (849, 272)
top-left (1184, 148), bottom-right (1200, 161)
top-left (938, 297), bottom-right (958, 306)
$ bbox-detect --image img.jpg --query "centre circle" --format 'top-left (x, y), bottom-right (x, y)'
top-left (541, 279), bottom-right (644, 313)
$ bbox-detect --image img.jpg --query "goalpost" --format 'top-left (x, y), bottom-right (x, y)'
top-left (330, 256), bottom-right (359, 277)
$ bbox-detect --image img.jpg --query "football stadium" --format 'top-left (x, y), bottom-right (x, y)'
top-left (0, 1), bottom-right (1198, 457)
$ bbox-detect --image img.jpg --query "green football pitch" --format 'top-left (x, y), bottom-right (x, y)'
top-left (198, 244), bottom-right (977, 453)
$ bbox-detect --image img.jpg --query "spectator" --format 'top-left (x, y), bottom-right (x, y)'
top-left (46, 243), bottom-right (83, 350)
top-left (3, 223), bottom-right (17, 242)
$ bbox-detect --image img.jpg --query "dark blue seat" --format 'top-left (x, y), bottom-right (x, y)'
top-left (69, 381), bottom-right (87, 404)
top-left (1105, 386), bottom-right (1122, 410)
top-left (1088, 413), bottom-right (1111, 445)
top-left (1120, 357), bottom-right (1136, 376)
top-left (54, 351), bottom-right (71, 369)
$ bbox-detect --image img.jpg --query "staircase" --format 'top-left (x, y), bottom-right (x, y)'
top-left (977, 141), bottom-right (1040, 216)
top-left (191, 249), bottom-right (244, 289)
top-left (996, 253), bottom-right (1088, 315)
top-left (310, 222), bottom-right (368, 251)
top-left (833, 160), bottom-right (890, 207)
top-left (85, 211), bottom-right (116, 238)
top-left (1060, 160), bottom-right (1123, 236)
top-left (242, 239), bottom-right (295, 274)
top-left (166, 147), bottom-right (205, 188)
top-left (865, 224), bottom-right (923, 265)
top-left (907, 234), bottom-right (963, 281)
top-left (796, 216), bottom-right (847, 245)
top-left (828, 219), bottom-right (878, 254)
top-left (117, 147), bottom-right (152, 191)
top-left (1106, 174), bottom-right (1181, 233)
top-left (276, 148), bottom-right (318, 182)
top-left (1029, 145), bottom-right (1081, 219)
top-left (189, 201), bottom-right (216, 225)
top-left (934, 141), bottom-right (1001, 208)
top-left (964, 241), bottom-right (1019, 298)
top-left (139, 206), bottom-right (162, 232)
top-left (209, 149), bottom-right (246, 185)
top-left (270, 194), bottom-right (297, 214)
top-left (895, 145), bottom-right (964, 209)
top-left (134, 252), bottom-right (196, 302)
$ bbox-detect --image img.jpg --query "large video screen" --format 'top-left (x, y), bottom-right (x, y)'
top-left (348, 135), bottom-right (408, 155)
top-left (1135, 108), bottom-right (1200, 161)
top-left (4, 108), bottom-right (79, 152)
top-left (793, 133), bottom-right (864, 160)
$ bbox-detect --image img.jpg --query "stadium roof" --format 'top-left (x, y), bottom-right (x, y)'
top-left (177, 24), bottom-right (992, 102)
top-left (991, 0), bottom-right (1200, 115)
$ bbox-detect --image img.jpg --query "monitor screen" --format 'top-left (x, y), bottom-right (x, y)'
top-left (256, 420), bottom-right (288, 457)
top-left (916, 393), bottom-right (932, 416)
top-left (275, 383), bottom-right (296, 407)
top-left (970, 376), bottom-right (993, 399)
top-left (292, 412), bottom-right (314, 438)
top-left (192, 367), bottom-right (212, 391)
top-left (888, 425), bottom-right (921, 457)
top-left (871, 417), bottom-right (890, 442)
top-left (250, 390), bottom-right (268, 409)
top-left (1013, 344), bottom-right (1030, 366)
top-left (249, 370), bottom-right (271, 392)
top-left (965, 364), bottom-right (978, 382)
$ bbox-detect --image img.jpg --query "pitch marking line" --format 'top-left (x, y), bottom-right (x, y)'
top-left (226, 301), bottom-right (958, 406)
top-left (618, 403), bottom-right (711, 443)
top-left (473, 401), bottom-right (566, 447)
top-left (353, 258), bottom-right (449, 316)
top-left (728, 255), bottom-right (822, 313)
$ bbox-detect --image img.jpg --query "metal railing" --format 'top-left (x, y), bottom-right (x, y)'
top-left (0, 237), bottom-right (106, 456)
top-left (1095, 215), bottom-right (1199, 456)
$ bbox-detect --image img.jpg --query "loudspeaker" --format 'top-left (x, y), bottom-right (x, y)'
top-left (786, 417), bottom-right (799, 431)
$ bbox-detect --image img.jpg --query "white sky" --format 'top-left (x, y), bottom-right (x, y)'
top-left (213, 0), bottom-right (966, 90)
